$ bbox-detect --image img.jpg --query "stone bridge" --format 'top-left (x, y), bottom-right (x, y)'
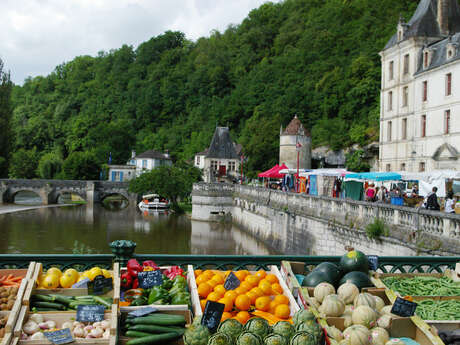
top-left (0, 179), bottom-right (139, 206)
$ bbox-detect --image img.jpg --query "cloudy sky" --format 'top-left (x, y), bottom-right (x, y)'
top-left (0, 0), bottom-right (279, 84)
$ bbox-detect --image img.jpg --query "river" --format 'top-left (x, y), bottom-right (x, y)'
top-left (0, 192), bottom-right (276, 255)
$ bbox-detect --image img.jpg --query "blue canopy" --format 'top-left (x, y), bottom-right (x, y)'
top-left (346, 172), bottom-right (402, 181)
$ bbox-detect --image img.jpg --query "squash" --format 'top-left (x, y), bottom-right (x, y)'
top-left (379, 306), bottom-right (393, 315)
top-left (338, 283), bottom-right (359, 304)
top-left (326, 325), bottom-right (344, 341)
top-left (376, 314), bottom-right (393, 330)
top-left (352, 305), bottom-right (378, 328)
top-left (343, 325), bottom-right (371, 345)
top-left (320, 294), bottom-right (345, 317)
top-left (340, 250), bottom-right (369, 274)
top-left (373, 296), bottom-right (385, 312)
top-left (354, 293), bottom-right (376, 309)
top-left (370, 327), bottom-right (389, 345)
top-left (385, 339), bottom-right (406, 345)
top-left (344, 305), bottom-right (355, 314)
top-left (314, 282), bottom-right (336, 303)
top-left (343, 313), bottom-right (353, 328)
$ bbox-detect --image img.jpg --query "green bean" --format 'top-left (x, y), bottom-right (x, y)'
top-left (382, 276), bottom-right (460, 296)
top-left (415, 299), bottom-right (460, 320)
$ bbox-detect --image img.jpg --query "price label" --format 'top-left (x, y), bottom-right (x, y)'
top-left (201, 301), bottom-right (225, 333)
top-left (224, 272), bottom-right (240, 290)
top-left (43, 328), bottom-right (74, 344)
top-left (88, 275), bottom-right (113, 295)
top-left (368, 255), bottom-right (379, 271)
top-left (138, 270), bottom-right (163, 289)
top-left (128, 306), bottom-right (157, 318)
top-left (76, 304), bottom-right (106, 322)
top-left (72, 278), bottom-right (90, 289)
top-left (391, 297), bottom-right (417, 317)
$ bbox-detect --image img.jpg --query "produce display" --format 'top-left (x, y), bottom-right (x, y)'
top-left (121, 312), bottom-right (186, 344)
top-left (0, 286), bottom-right (19, 310)
top-left (30, 294), bottom-right (113, 311)
top-left (415, 299), bottom-right (460, 320)
top-left (382, 276), bottom-right (460, 296)
top-left (195, 269), bottom-right (292, 323)
top-left (184, 309), bottom-right (323, 345)
top-left (37, 266), bottom-right (113, 289)
top-left (21, 313), bottom-right (111, 340)
top-left (0, 314), bottom-right (8, 338)
top-left (0, 273), bottom-right (23, 287)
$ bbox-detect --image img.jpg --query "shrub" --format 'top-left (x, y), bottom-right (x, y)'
top-left (365, 218), bottom-right (388, 239)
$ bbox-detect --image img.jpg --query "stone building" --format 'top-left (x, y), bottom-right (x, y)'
top-left (279, 116), bottom-right (312, 170)
top-left (379, 0), bottom-right (460, 172)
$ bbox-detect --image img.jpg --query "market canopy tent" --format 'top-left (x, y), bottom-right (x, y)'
top-left (299, 168), bottom-right (353, 177)
top-left (258, 164), bottom-right (288, 179)
top-left (346, 172), bottom-right (402, 181)
top-left (258, 164), bottom-right (279, 178)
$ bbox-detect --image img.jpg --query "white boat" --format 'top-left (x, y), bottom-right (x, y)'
top-left (138, 194), bottom-right (170, 209)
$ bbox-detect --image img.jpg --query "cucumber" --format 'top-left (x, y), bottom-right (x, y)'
top-left (129, 314), bottom-right (186, 326)
top-left (128, 324), bottom-right (185, 335)
top-left (126, 332), bottom-right (180, 345)
top-left (49, 294), bottom-right (74, 305)
top-left (125, 331), bottom-right (152, 338)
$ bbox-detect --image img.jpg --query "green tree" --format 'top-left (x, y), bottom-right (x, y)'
top-left (62, 151), bottom-right (100, 180)
top-left (0, 59), bottom-right (12, 177)
top-left (9, 148), bottom-right (39, 179)
top-left (37, 152), bottom-right (63, 179)
top-left (345, 150), bottom-right (370, 172)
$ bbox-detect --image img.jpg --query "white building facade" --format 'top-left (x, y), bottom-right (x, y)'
top-left (279, 116), bottom-right (312, 170)
top-left (379, 0), bottom-right (460, 172)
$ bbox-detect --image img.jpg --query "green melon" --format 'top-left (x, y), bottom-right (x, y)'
top-left (313, 262), bottom-right (342, 285)
top-left (339, 271), bottom-right (373, 290)
top-left (339, 251), bottom-right (369, 274)
top-left (302, 270), bottom-right (335, 287)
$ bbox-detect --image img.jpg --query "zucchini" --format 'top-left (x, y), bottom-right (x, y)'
top-left (30, 301), bottom-right (66, 310)
top-left (75, 295), bottom-right (95, 301)
top-left (31, 294), bottom-right (55, 302)
top-left (125, 331), bottom-right (152, 338)
top-left (128, 324), bottom-right (185, 335)
top-left (49, 294), bottom-right (74, 305)
top-left (126, 332), bottom-right (180, 345)
top-left (129, 314), bottom-right (186, 326)
top-left (93, 295), bottom-right (111, 308)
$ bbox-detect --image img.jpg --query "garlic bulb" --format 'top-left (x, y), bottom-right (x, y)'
top-left (62, 322), bottom-right (73, 330)
top-left (73, 327), bottom-right (85, 338)
top-left (29, 314), bottom-right (44, 324)
top-left (31, 332), bottom-right (46, 340)
top-left (23, 321), bottom-right (39, 335)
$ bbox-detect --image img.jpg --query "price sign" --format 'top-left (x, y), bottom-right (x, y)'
top-left (128, 307), bottom-right (157, 318)
top-left (88, 275), bottom-right (113, 295)
top-left (43, 328), bottom-right (74, 344)
top-left (224, 272), bottom-right (240, 290)
top-left (76, 304), bottom-right (106, 322)
top-left (201, 301), bottom-right (225, 333)
top-left (368, 255), bottom-right (379, 271)
top-left (138, 270), bottom-right (163, 289)
top-left (72, 278), bottom-right (90, 289)
top-left (391, 297), bottom-right (417, 317)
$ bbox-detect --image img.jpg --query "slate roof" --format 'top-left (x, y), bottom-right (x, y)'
top-left (415, 33), bottom-right (460, 74)
top-left (281, 116), bottom-right (310, 136)
top-left (135, 150), bottom-right (172, 160)
top-left (206, 127), bottom-right (239, 159)
top-left (196, 148), bottom-right (209, 156)
top-left (385, 0), bottom-right (460, 50)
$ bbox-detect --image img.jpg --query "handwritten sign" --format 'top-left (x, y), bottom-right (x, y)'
top-left (128, 306), bottom-right (157, 318)
top-left (76, 304), bottom-right (105, 322)
top-left (88, 275), bottom-right (113, 295)
top-left (391, 297), bottom-right (417, 317)
top-left (201, 301), bottom-right (225, 333)
top-left (72, 278), bottom-right (90, 289)
top-left (138, 270), bottom-right (163, 289)
top-left (368, 255), bottom-right (379, 271)
top-left (224, 272), bottom-right (240, 290)
top-left (43, 328), bottom-right (74, 344)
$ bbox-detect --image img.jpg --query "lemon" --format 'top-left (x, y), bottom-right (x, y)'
top-left (77, 275), bottom-right (88, 283)
top-left (36, 273), bottom-right (46, 286)
top-left (101, 269), bottom-right (112, 279)
top-left (43, 274), bottom-right (60, 289)
top-left (59, 274), bottom-right (75, 288)
top-left (82, 271), bottom-right (91, 279)
top-left (87, 267), bottom-right (103, 281)
top-left (47, 267), bottom-right (62, 278)
top-left (63, 269), bottom-right (79, 283)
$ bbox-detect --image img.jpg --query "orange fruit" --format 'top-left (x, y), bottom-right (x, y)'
top-left (258, 280), bottom-right (272, 295)
top-left (274, 294), bottom-right (289, 305)
top-left (255, 270), bottom-right (267, 280)
top-left (197, 282), bottom-right (212, 298)
top-left (218, 297), bottom-right (233, 312)
top-left (250, 287), bottom-right (264, 298)
top-left (274, 304), bottom-right (290, 319)
top-left (235, 294), bottom-right (251, 311)
top-left (214, 284), bottom-right (226, 295)
top-left (244, 275), bottom-right (259, 287)
top-left (269, 300), bottom-right (280, 314)
top-left (203, 270), bottom-right (215, 279)
top-left (255, 296), bottom-right (271, 312)
top-left (234, 287), bottom-right (247, 296)
top-left (221, 312), bottom-right (233, 322)
top-left (224, 290), bottom-right (238, 302)
top-left (200, 299), bottom-right (207, 311)
top-left (207, 291), bottom-right (223, 302)
top-left (234, 271), bottom-right (247, 282)
top-left (240, 269), bottom-right (250, 277)
top-left (207, 279), bottom-right (219, 288)
top-left (271, 283), bottom-right (283, 295)
top-left (239, 281), bottom-right (252, 292)
top-left (235, 311), bottom-right (251, 324)
top-left (195, 275), bottom-right (208, 285)
top-left (212, 274), bottom-right (225, 285)
top-left (246, 291), bottom-right (258, 304)
top-left (194, 269), bottom-right (203, 278)
top-left (265, 274), bottom-right (279, 284)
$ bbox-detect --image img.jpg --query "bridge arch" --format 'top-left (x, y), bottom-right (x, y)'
top-left (10, 190), bottom-right (44, 205)
top-left (53, 190), bottom-right (87, 204)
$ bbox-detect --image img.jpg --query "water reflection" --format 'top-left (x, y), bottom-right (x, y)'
top-left (14, 191), bottom-right (42, 205)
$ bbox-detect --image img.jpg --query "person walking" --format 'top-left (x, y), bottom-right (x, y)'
top-left (444, 191), bottom-right (455, 214)
top-left (426, 187), bottom-right (440, 211)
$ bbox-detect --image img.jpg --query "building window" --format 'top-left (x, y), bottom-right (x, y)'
top-left (389, 61), bottom-right (394, 80)
top-left (402, 118), bottom-right (407, 140)
top-left (423, 51), bottom-right (429, 68)
top-left (446, 73), bottom-right (452, 96)
top-left (196, 156), bottom-right (200, 165)
top-left (400, 163), bottom-right (406, 171)
top-left (386, 164), bottom-right (391, 172)
top-left (422, 81), bottom-right (427, 101)
top-left (445, 110), bottom-right (451, 134)
top-left (228, 161), bottom-right (236, 171)
top-left (403, 54), bottom-right (409, 75)
top-left (398, 30), bottom-right (402, 41)
top-left (402, 86), bottom-right (408, 107)
top-left (142, 160), bottom-right (147, 168)
top-left (387, 121), bottom-right (392, 142)
top-left (388, 91), bottom-right (393, 111)
top-left (211, 160), bottom-right (218, 170)
top-left (421, 115), bottom-right (426, 137)
top-left (419, 162), bottom-right (425, 172)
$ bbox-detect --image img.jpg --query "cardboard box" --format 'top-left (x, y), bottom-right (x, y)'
top-left (411, 296), bottom-right (460, 332)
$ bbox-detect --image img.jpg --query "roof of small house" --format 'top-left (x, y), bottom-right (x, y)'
top-left (206, 127), bottom-right (239, 159)
top-left (135, 150), bottom-right (172, 160)
top-left (415, 33), bottom-right (460, 74)
top-left (196, 148), bottom-right (209, 156)
top-left (281, 116), bottom-right (310, 136)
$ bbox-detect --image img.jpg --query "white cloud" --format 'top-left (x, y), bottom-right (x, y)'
top-left (0, 0), bottom-right (280, 84)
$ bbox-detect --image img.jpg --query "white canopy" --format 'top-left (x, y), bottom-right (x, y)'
top-left (278, 169), bottom-right (311, 174)
top-left (399, 170), bottom-right (460, 183)
top-left (299, 168), bottom-right (353, 177)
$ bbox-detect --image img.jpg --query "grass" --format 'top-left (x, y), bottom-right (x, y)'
top-left (365, 218), bottom-right (389, 240)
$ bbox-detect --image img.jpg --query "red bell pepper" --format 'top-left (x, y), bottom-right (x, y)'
top-left (142, 260), bottom-right (159, 270)
top-left (132, 277), bottom-right (139, 289)
top-left (121, 272), bottom-right (132, 289)
top-left (127, 259), bottom-right (142, 278)
top-left (164, 266), bottom-right (185, 279)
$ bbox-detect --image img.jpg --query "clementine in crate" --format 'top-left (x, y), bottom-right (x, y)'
top-left (265, 273), bottom-right (279, 284)
top-left (235, 294), bottom-right (251, 311)
top-left (202, 270), bottom-right (214, 280)
top-left (234, 287), bottom-right (247, 296)
top-left (255, 270), bottom-right (267, 280)
top-left (239, 281), bottom-right (252, 292)
top-left (224, 290), bottom-right (238, 302)
top-left (206, 279), bottom-right (219, 289)
top-left (200, 299), bottom-right (207, 311)
top-left (269, 300), bottom-right (279, 314)
top-left (194, 269), bottom-right (203, 277)
top-left (255, 296), bottom-right (271, 312)
top-left (258, 280), bottom-right (272, 295)
top-left (246, 291), bottom-right (258, 304)
top-left (273, 294), bottom-right (289, 306)
top-left (214, 284), bottom-right (226, 296)
top-left (244, 275), bottom-right (259, 288)
top-left (218, 297), bottom-right (233, 312)
top-left (211, 274), bottom-right (224, 285)
top-left (195, 274), bottom-right (208, 285)
top-left (235, 311), bottom-right (251, 324)
top-left (198, 282), bottom-right (212, 298)
top-left (234, 270), bottom-right (247, 281)
top-left (221, 312), bottom-right (233, 322)
top-left (271, 283), bottom-right (283, 295)
top-left (274, 304), bottom-right (290, 319)
top-left (250, 287), bottom-right (264, 298)
top-left (207, 291), bottom-right (222, 302)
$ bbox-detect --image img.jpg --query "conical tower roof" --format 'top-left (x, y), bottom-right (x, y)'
top-left (281, 116), bottom-right (310, 136)
top-left (206, 127), bottom-right (239, 159)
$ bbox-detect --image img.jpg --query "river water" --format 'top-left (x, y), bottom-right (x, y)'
top-left (0, 193), bottom-right (276, 255)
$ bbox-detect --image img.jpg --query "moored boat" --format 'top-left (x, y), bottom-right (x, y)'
top-left (138, 193), bottom-right (170, 209)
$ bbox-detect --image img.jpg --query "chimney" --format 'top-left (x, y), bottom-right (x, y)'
top-left (131, 150), bottom-right (136, 159)
top-left (438, 0), bottom-right (449, 35)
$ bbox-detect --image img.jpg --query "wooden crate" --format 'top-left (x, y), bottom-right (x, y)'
top-left (410, 295), bottom-right (460, 332)
top-left (16, 306), bottom-right (118, 345)
top-left (118, 309), bottom-right (191, 345)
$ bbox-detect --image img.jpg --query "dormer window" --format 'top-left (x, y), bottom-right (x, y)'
top-left (422, 48), bottom-right (432, 69)
top-left (424, 51), bottom-right (429, 68)
top-left (446, 43), bottom-right (457, 60)
top-left (398, 30), bottom-right (403, 41)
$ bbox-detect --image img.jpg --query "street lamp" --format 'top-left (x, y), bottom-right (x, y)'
top-left (296, 140), bottom-right (302, 193)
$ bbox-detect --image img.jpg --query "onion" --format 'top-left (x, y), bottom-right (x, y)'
top-left (39, 322), bottom-right (49, 330)
top-left (23, 320), bottom-right (40, 335)
top-left (29, 314), bottom-right (44, 324)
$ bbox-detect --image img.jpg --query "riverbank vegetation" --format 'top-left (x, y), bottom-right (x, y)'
top-left (6, 0), bottom-right (419, 178)
top-left (0, 59), bottom-right (12, 178)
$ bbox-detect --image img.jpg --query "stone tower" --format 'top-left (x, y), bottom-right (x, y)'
top-left (279, 116), bottom-right (311, 170)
